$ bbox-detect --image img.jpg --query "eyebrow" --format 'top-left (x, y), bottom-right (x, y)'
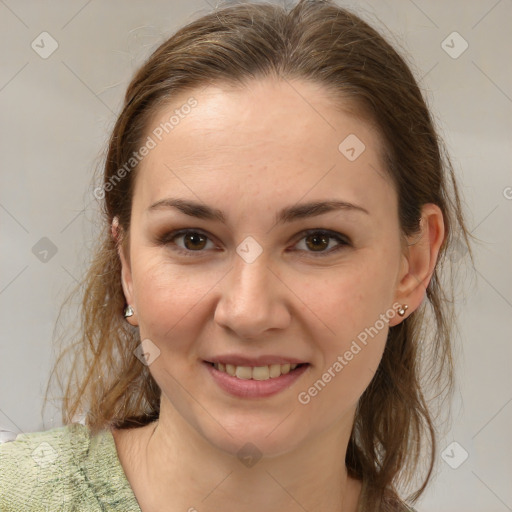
top-left (148, 198), bottom-right (369, 225)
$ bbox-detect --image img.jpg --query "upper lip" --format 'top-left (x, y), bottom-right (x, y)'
top-left (205, 354), bottom-right (308, 366)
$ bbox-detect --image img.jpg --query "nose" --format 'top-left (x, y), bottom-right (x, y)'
top-left (214, 252), bottom-right (291, 340)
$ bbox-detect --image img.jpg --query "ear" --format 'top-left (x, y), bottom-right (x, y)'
top-left (112, 217), bottom-right (139, 327)
top-left (389, 203), bottom-right (445, 327)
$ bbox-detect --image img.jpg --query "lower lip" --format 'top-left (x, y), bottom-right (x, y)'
top-left (203, 361), bottom-right (310, 398)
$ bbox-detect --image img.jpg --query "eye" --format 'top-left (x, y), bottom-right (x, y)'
top-left (292, 229), bottom-right (350, 256)
top-left (158, 229), bottom-right (216, 256)
top-left (157, 228), bottom-right (350, 257)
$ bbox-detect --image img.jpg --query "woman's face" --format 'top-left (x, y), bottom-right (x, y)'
top-left (120, 78), bottom-right (407, 455)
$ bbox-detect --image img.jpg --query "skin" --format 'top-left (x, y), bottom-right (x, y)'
top-left (111, 77), bottom-right (445, 512)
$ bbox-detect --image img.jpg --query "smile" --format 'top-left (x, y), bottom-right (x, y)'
top-left (204, 360), bottom-right (310, 398)
top-left (208, 362), bottom-right (305, 380)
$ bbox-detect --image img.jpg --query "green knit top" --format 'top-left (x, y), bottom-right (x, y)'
top-left (0, 423), bottom-right (141, 511)
top-left (0, 423), bottom-right (418, 511)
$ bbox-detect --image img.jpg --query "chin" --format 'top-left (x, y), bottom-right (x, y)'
top-left (194, 412), bottom-right (308, 460)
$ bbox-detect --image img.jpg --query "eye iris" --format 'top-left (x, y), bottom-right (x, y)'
top-left (305, 232), bottom-right (329, 251)
top-left (184, 232), bottom-right (207, 250)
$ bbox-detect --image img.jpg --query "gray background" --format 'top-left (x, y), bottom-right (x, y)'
top-left (1, 1), bottom-right (511, 511)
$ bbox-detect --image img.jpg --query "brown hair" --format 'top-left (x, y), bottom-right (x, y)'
top-left (45, 1), bottom-right (473, 509)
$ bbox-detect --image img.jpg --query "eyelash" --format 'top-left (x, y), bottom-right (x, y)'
top-left (157, 228), bottom-right (351, 258)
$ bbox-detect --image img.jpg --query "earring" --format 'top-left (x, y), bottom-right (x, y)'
top-left (124, 305), bottom-right (134, 318)
top-left (397, 304), bottom-right (408, 317)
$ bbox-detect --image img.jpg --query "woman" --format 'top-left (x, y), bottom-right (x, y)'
top-left (0, 1), bottom-right (472, 510)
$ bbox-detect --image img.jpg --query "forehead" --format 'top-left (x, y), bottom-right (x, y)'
top-left (133, 78), bottom-right (393, 216)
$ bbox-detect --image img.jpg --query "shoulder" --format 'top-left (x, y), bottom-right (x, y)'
top-left (0, 423), bottom-right (140, 511)
top-left (0, 423), bottom-right (92, 510)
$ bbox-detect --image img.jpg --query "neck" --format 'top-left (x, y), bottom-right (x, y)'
top-left (118, 398), bottom-right (362, 512)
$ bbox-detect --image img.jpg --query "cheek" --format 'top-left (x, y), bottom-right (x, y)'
top-left (130, 251), bottom-right (218, 350)
top-left (304, 253), bottom-right (398, 343)
top-left (296, 271), bottom-right (393, 420)
top-left (299, 250), bottom-right (398, 396)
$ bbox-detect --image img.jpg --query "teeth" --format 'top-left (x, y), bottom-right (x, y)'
top-left (269, 364), bottom-right (282, 378)
top-left (252, 366), bottom-right (270, 380)
top-left (213, 362), bottom-right (300, 380)
top-left (235, 366), bottom-right (252, 380)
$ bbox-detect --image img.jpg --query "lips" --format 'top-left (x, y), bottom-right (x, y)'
top-left (205, 353), bottom-right (308, 379)
top-left (204, 359), bottom-right (310, 398)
